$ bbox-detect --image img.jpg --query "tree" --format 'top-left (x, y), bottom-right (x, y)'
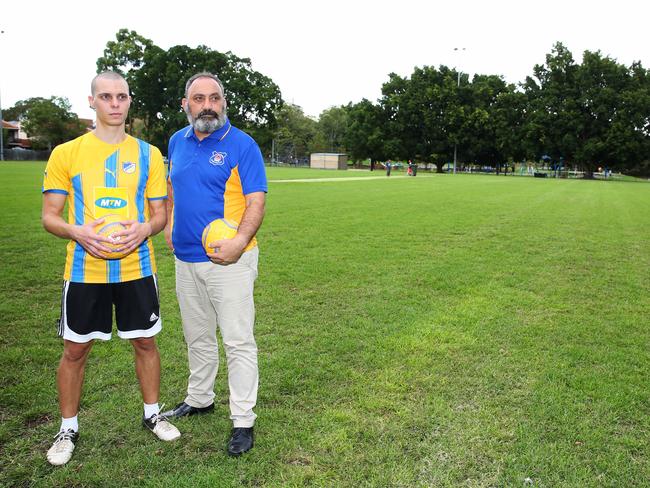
top-left (524, 43), bottom-right (588, 171)
top-left (491, 89), bottom-right (531, 164)
top-left (271, 103), bottom-right (318, 162)
top-left (2, 100), bottom-right (31, 122)
top-left (4, 97), bottom-right (87, 150)
top-left (313, 106), bottom-right (349, 153)
top-left (97, 29), bottom-right (283, 153)
top-left (574, 52), bottom-right (650, 174)
top-left (344, 99), bottom-right (390, 165)
top-left (96, 28), bottom-right (153, 75)
top-left (382, 66), bottom-right (461, 172)
top-left (462, 74), bottom-right (520, 171)
top-left (523, 42), bottom-right (650, 176)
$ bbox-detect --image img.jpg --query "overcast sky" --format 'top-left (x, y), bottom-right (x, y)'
top-left (2, 0), bottom-right (648, 121)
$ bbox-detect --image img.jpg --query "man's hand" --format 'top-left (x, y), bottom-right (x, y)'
top-left (205, 191), bottom-right (265, 265)
top-left (206, 235), bottom-right (248, 265)
top-left (71, 217), bottom-right (115, 259)
top-left (164, 225), bottom-right (174, 252)
top-left (111, 220), bottom-right (152, 257)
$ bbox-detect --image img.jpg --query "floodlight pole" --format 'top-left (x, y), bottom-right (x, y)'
top-left (0, 30), bottom-right (4, 161)
top-left (452, 47), bottom-right (466, 175)
top-left (0, 88), bottom-right (4, 162)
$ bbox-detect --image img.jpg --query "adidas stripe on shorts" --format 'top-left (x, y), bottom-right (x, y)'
top-left (58, 275), bottom-right (161, 342)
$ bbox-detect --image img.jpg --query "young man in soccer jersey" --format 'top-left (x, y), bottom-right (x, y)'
top-left (162, 72), bottom-right (266, 456)
top-left (41, 71), bottom-right (180, 466)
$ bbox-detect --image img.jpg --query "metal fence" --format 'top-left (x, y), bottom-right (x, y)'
top-left (267, 156), bottom-right (310, 167)
top-left (1, 148), bottom-right (51, 161)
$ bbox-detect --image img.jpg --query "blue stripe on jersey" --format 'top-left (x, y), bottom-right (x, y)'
top-left (108, 257), bottom-right (121, 283)
top-left (136, 139), bottom-right (152, 275)
top-left (136, 140), bottom-right (150, 223)
top-left (103, 150), bottom-right (120, 282)
top-left (71, 174), bottom-right (86, 281)
top-left (139, 243), bottom-right (152, 276)
top-left (104, 151), bottom-right (119, 187)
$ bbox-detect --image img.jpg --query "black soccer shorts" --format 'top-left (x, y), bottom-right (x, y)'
top-left (58, 275), bottom-right (161, 342)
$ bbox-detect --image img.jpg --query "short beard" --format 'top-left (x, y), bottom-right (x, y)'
top-left (185, 106), bottom-right (227, 134)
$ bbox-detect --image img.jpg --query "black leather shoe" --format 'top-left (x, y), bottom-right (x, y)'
top-left (160, 402), bottom-right (214, 418)
top-left (227, 427), bottom-right (254, 456)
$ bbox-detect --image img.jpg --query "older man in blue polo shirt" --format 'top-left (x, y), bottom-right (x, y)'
top-left (162, 72), bottom-right (266, 456)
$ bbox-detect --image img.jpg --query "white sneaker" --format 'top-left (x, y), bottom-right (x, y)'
top-left (143, 413), bottom-right (181, 441)
top-left (47, 429), bottom-right (79, 466)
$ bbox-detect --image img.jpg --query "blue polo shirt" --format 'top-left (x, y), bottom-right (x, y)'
top-left (168, 119), bottom-right (267, 262)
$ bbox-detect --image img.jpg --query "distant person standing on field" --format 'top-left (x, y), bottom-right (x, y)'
top-left (408, 159), bottom-right (417, 176)
top-left (386, 160), bottom-right (392, 177)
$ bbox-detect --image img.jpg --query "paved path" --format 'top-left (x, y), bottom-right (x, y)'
top-left (270, 175), bottom-right (433, 183)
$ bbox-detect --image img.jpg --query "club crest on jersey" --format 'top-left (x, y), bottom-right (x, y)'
top-left (209, 151), bottom-right (227, 166)
top-left (122, 162), bottom-right (136, 174)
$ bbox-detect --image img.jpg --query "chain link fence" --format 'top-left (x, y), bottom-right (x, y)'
top-left (270, 141), bottom-right (310, 167)
top-left (1, 148), bottom-right (51, 161)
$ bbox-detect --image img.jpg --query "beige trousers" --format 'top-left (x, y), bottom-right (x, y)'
top-left (175, 248), bottom-right (259, 428)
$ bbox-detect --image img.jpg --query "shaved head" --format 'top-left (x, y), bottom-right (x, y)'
top-left (91, 71), bottom-right (129, 96)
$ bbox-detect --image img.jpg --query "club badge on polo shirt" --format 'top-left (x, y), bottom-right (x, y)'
top-left (209, 151), bottom-right (227, 166)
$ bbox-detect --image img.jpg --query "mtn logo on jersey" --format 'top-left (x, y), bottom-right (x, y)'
top-left (209, 151), bottom-right (227, 166)
top-left (122, 161), bottom-right (136, 174)
top-left (95, 197), bottom-right (127, 209)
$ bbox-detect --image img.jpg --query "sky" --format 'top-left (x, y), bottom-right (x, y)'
top-left (1, 0), bottom-right (648, 121)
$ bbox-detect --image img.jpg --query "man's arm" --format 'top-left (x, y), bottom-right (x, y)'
top-left (208, 191), bottom-right (266, 265)
top-left (164, 180), bottom-right (174, 251)
top-left (42, 192), bottom-right (112, 259)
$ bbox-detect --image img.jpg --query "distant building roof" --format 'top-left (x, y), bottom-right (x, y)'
top-left (2, 120), bottom-right (19, 130)
top-left (14, 138), bottom-right (32, 148)
top-left (79, 118), bottom-right (95, 131)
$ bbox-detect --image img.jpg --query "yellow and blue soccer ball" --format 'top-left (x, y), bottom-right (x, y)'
top-left (95, 214), bottom-right (130, 259)
top-left (201, 218), bottom-right (239, 254)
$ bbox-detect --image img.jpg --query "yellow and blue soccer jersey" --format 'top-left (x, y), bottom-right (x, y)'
top-left (43, 132), bottom-right (167, 283)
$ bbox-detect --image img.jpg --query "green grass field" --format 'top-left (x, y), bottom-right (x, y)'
top-left (1, 161), bottom-right (649, 487)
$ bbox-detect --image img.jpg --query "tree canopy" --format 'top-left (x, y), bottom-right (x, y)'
top-left (340, 42), bottom-right (650, 175)
top-left (97, 29), bottom-right (283, 153)
top-left (92, 35), bottom-right (647, 175)
top-left (523, 43), bottom-right (650, 175)
top-left (271, 103), bottom-right (318, 163)
top-left (4, 97), bottom-right (87, 150)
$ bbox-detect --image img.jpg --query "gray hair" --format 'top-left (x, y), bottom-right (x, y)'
top-left (91, 71), bottom-right (128, 96)
top-left (184, 72), bottom-right (225, 98)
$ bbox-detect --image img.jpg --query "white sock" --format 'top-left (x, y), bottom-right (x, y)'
top-left (60, 415), bottom-right (78, 433)
top-left (144, 402), bottom-right (160, 419)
